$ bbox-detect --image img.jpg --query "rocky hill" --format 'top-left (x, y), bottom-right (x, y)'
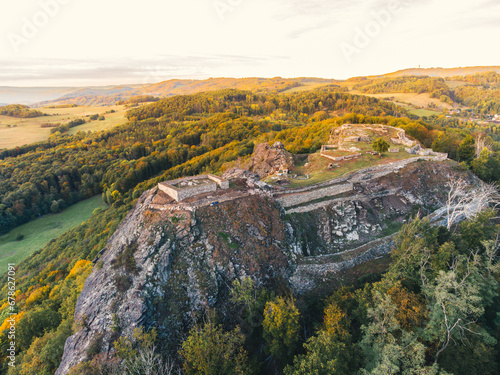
top-left (248, 142), bottom-right (296, 178)
top-left (55, 158), bottom-right (474, 374)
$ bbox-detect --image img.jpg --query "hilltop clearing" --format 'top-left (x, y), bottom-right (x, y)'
top-left (253, 124), bottom-right (446, 188)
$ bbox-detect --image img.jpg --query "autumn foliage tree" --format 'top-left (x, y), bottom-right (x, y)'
top-left (180, 321), bottom-right (255, 375)
top-left (262, 297), bottom-right (301, 363)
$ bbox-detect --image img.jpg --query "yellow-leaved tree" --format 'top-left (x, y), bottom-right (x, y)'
top-left (262, 297), bottom-right (300, 363)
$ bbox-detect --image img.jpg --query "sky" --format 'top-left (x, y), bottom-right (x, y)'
top-left (0, 0), bottom-right (499, 87)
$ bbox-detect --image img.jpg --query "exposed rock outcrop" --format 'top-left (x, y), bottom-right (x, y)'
top-left (56, 160), bottom-right (475, 374)
top-left (248, 142), bottom-right (295, 178)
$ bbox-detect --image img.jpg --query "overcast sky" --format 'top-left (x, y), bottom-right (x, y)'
top-left (0, 0), bottom-right (499, 87)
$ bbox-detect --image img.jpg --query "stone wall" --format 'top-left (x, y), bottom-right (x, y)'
top-left (320, 152), bottom-right (361, 162)
top-left (276, 182), bottom-right (354, 208)
top-left (285, 194), bottom-right (362, 214)
top-left (276, 156), bottom-right (449, 211)
top-left (391, 128), bottom-right (416, 147)
top-left (158, 183), bottom-right (181, 201)
top-left (158, 174), bottom-right (228, 202)
top-left (177, 183), bottom-right (217, 201)
top-left (290, 235), bottom-right (395, 294)
top-left (207, 174), bottom-right (230, 189)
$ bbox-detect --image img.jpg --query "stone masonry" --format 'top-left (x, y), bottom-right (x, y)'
top-left (158, 174), bottom-right (229, 202)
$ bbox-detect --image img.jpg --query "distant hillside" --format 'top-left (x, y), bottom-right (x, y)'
top-left (0, 87), bottom-right (79, 105)
top-left (34, 84), bottom-right (146, 107)
top-left (58, 85), bottom-right (144, 99)
top-left (381, 66), bottom-right (500, 78)
top-left (34, 77), bottom-right (337, 107)
top-left (134, 77), bottom-right (334, 96)
top-left (11, 66), bottom-right (500, 109)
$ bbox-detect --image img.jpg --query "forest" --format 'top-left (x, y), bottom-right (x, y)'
top-left (0, 105), bottom-right (44, 118)
top-left (350, 73), bottom-right (500, 116)
top-left (0, 86), bottom-right (499, 374)
top-left (353, 76), bottom-right (453, 104)
top-left (0, 89), bottom-right (401, 234)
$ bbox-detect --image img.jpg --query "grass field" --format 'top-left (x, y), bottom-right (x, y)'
top-left (0, 104), bottom-right (128, 149)
top-left (281, 81), bottom-right (332, 94)
top-left (0, 195), bottom-right (106, 269)
top-left (445, 80), bottom-right (468, 89)
top-left (410, 108), bottom-right (442, 117)
top-left (283, 150), bottom-right (416, 188)
top-left (349, 90), bottom-right (453, 111)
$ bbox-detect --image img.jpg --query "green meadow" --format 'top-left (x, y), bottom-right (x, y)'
top-left (0, 195), bottom-right (106, 270)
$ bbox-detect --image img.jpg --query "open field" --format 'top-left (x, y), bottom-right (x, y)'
top-left (281, 81), bottom-right (333, 94)
top-left (445, 80), bottom-right (468, 89)
top-left (349, 90), bottom-right (453, 111)
top-left (0, 195), bottom-right (106, 269)
top-left (409, 108), bottom-right (442, 117)
top-left (0, 104), bottom-right (129, 149)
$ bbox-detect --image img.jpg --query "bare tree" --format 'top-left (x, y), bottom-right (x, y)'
top-left (122, 345), bottom-right (177, 375)
top-left (475, 133), bottom-right (492, 158)
top-left (445, 176), bottom-right (500, 230)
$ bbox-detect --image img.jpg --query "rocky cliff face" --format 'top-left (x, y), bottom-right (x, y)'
top-left (56, 160), bottom-right (471, 374)
top-left (248, 142), bottom-right (295, 178)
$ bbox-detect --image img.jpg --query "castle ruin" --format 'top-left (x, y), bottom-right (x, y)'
top-left (158, 174), bottom-right (229, 202)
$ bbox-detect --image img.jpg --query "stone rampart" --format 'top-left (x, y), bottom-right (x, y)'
top-left (290, 235), bottom-right (395, 294)
top-left (277, 182), bottom-right (354, 208)
top-left (276, 156), bottom-right (449, 210)
top-left (207, 174), bottom-right (230, 189)
top-left (320, 152), bottom-right (361, 162)
top-left (158, 174), bottom-right (228, 202)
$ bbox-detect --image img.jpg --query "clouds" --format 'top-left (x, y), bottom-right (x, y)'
top-left (0, 55), bottom-right (281, 86)
top-left (0, 0), bottom-right (497, 86)
top-left (447, 0), bottom-right (500, 30)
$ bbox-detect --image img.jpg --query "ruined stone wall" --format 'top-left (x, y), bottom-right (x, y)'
top-left (158, 183), bottom-right (180, 201)
top-left (290, 235), bottom-right (395, 294)
top-left (207, 174), bottom-right (230, 189)
top-left (321, 152), bottom-right (361, 162)
top-left (158, 174), bottom-right (228, 202)
top-left (176, 183), bottom-right (217, 201)
top-left (276, 156), bottom-right (449, 210)
top-left (276, 182), bottom-right (354, 208)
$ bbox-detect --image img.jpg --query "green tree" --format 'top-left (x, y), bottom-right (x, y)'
top-left (422, 252), bottom-right (498, 363)
top-left (372, 138), bottom-right (390, 156)
top-left (458, 135), bottom-right (475, 164)
top-left (230, 277), bottom-right (274, 331)
top-left (114, 328), bottom-right (174, 375)
top-left (359, 291), bottom-right (446, 375)
top-left (471, 149), bottom-right (500, 182)
top-left (16, 308), bottom-right (61, 352)
top-left (179, 322), bottom-right (254, 375)
top-left (262, 297), bottom-right (301, 363)
top-left (284, 331), bottom-right (351, 375)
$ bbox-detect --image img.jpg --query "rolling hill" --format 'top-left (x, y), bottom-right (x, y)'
top-left (379, 66), bottom-right (500, 78)
top-left (3, 66), bottom-right (498, 109)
